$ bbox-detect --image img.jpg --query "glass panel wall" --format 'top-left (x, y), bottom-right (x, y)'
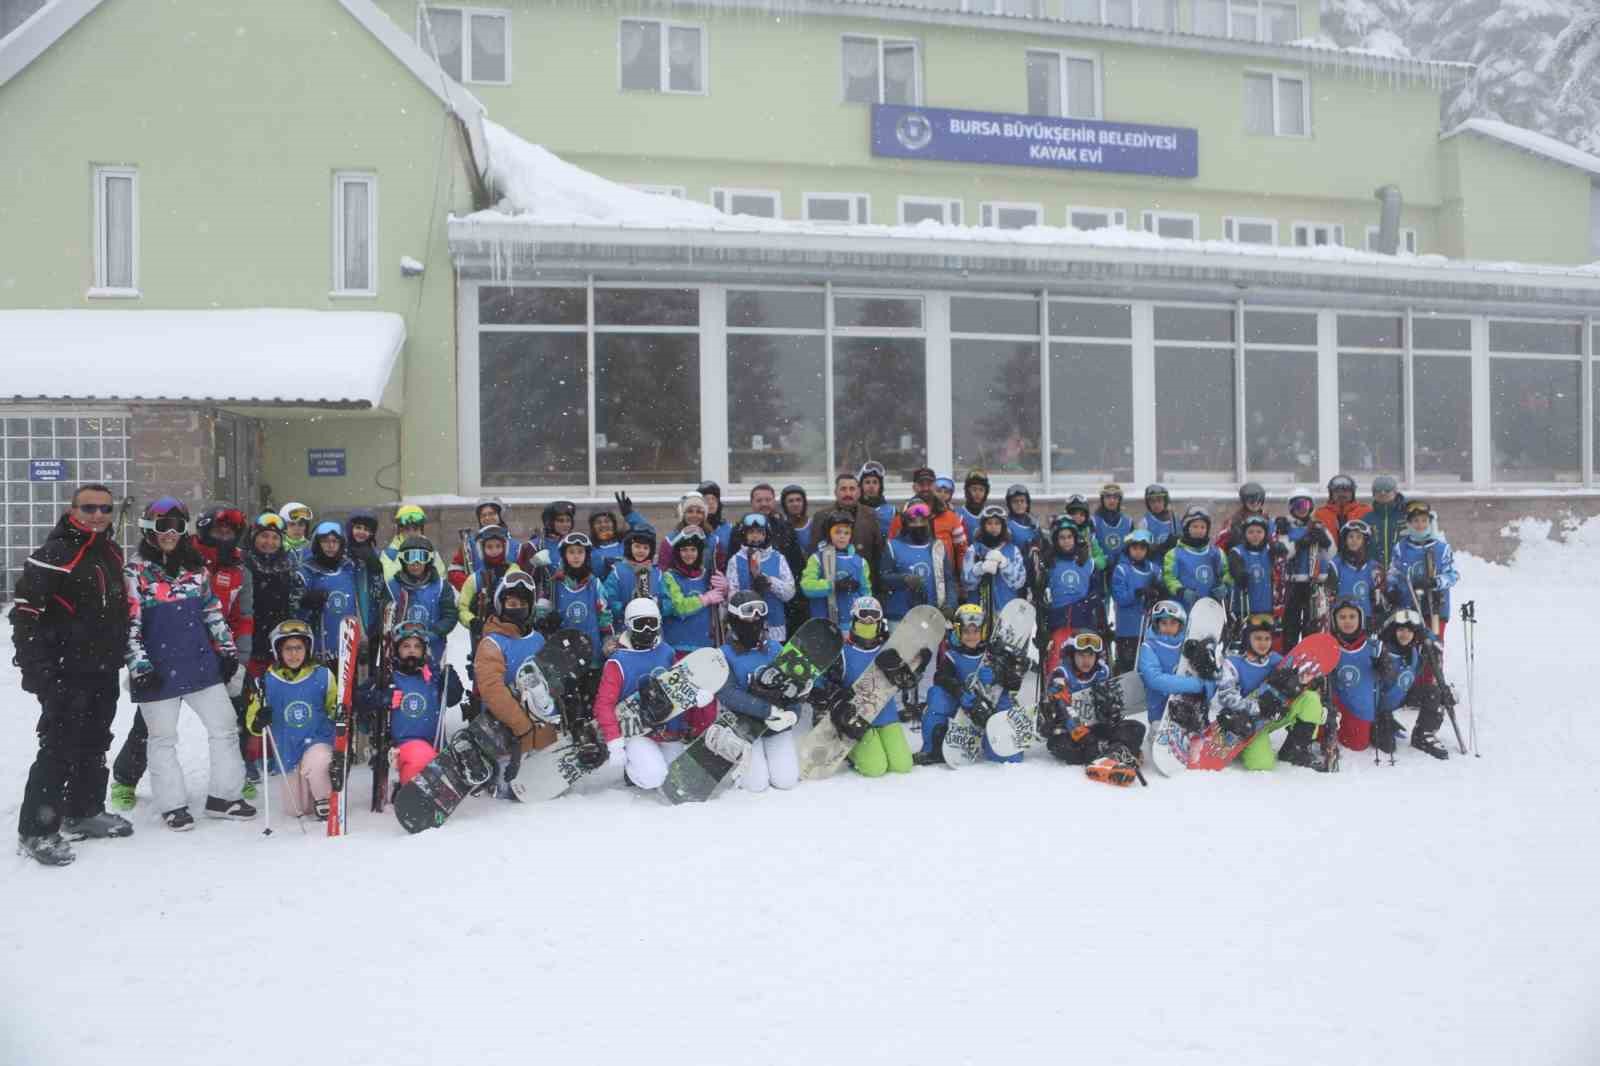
top-left (1490, 319), bottom-right (1581, 482)
top-left (595, 289), bottom-right (701, 482)
top-left (1244, 311), bottom-right (1317, 482)
top-left (478, 286), bottom-right (588, 486)
top-left (1048, 300), bottom-right (1133, 482)
top-left (1413, 315), bottom-right (1472, 483)
top-left (1155, 305), bottom-right (1235, 481)
top-left (1337, 314), bottom-right (1404, 477)
top-left (726, 291), bottom-right (827, 483)
top-left (951, 296), bottom-right (1040, 477)
top-left (833, 294), bottom-right (926, 477)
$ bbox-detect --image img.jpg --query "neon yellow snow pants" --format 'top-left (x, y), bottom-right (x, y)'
top-left (1239, 690), bottom-right (1325, 771)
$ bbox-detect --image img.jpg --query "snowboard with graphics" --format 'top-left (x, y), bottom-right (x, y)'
top-left (392, 630), bottom-right (595, 833)
top-left (660, 619), bottom-right (843, 805)
top-left (516, 646), bottom-right (731, 801)
top-left (1186, 632), bottom-right (1339, 771)
top-left (1148, 597), bottom-right (1227, 777)
top-left (797, 605), bottom-right (944, 780)
top-left (944, 599), bottom-right (1036, 766)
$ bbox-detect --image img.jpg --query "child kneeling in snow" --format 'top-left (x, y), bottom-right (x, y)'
top-left (822, 597), bottom-right (917, 778)
top-left (913, 603), bottom-right (1024, 766)
top-left (1212, 614), bottom-right (1328, 772)
top-left (246, 620), bottom-right (336, 819)
top-left (1036, 631), bottom-right (1145, 784)
top-left (362, 622), bottom-right (464, 787)
top-left (589, 598), bottom-right (703, 790)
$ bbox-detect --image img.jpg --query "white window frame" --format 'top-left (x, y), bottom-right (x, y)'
top-left (90, 165), bottom-right (139, 298)
top-left (618, 18), bottom-right (708, 95)
top-left (841, 35), bottom-right (922, 105)
top-left (1292, 220), bottom-right (1344, 247)
top-left (803, 192), bottom-right (872, 224)
top-left (1364, 225), bottom-right (1419, 254)
top-left (1066, 205), bottom-right (1127, 230)
top-left (417, 6), bottom-right (511, 85)
top-left (979, 201), bottom-right (1044, 229)
top-left (1231, 0), bottom-right (1299, 41)
top-left (710, 187), bottom-right (782, 218)
top-left (332, 171), bottom-right (378, 298)
top-left (1223, 215), bottom-right (1279, 245)
top-left (1141, 210), bottom-right (1200, 240)
top-left (1025, 48), bottom-right (1103, 120)
top-left (898, 196), bottom-right (963, 226)
top-left (629, 184), bottom-right (688, 199)
top-left (1244, 69), bottom-right (1311, 137)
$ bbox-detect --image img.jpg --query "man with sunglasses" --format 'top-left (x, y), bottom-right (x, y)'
top-left (12, 484), bottom-right (133, 865)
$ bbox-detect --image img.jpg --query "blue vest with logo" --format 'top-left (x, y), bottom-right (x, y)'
top-left (300, 559), bottom-right (360, 659)
top-left (264, 666), bottom-right (336, 770)
top-left (388, 668), bottom-right (447, 746)
top-left (552, 576), bottom-right (606, 650)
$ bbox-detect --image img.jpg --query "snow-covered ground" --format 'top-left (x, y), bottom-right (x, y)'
top-left (2, 520), bottom-right (1596, 1066)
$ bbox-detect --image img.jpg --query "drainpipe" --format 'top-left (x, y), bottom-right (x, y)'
top-left (1373, 185), bottom-right (1403, 254)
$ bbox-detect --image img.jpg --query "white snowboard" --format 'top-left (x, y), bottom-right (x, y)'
top-left (943, 599), bottom-right (1035, 767)
top-left (1148, 597), bottom-right (1226, 777)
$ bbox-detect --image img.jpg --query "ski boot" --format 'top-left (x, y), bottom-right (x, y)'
top-left (912, 723), bottom-right (948, 766)
top-left (205, 796), bottom-right (258, 820)
top-left (1085, 744), bottom-right (1140, 787)
top-left (163, 807), bottom-right (196, 832)
top-left (1410, 729), bottom-right (1449, 760)
top-left (313, 799), bottom-right (330, 820)
top-left (108, 782), bottom-right (136, 811)
top-left (63, 811), bottom-right (134, 840)
top-left (1277, 722), bottom-right (1331, 773)
top-left (18, 832), bottom-right (75, 867)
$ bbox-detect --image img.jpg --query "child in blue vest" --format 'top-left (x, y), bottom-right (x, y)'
top-left (366, 621), bottom-right (465, 788)
top-left (1091, 483), bottom-right (1134, 576)
top-left (1387, 500), bottom-right (1459, 640)
top-left (880, 501), bottom-right (955, 622)
top-left (1374, 608), bottom-right (1451, 760)
top-left (829, 598), bottom-right (916, 777)
top-left (1135, 600), bottom-right (1216, 723)
top-left (1138, 483), bottom-right (1180, 566)
top-left (1038, 517), bottom-right (1098, 674)
top-left (662, 529), bottom-right (726, 654)
top-left (725, 513), bottom-right (796, 641)
top-left (708, 592), bottom-right (807, 793)
top-left (1163, 507), bottom-right (1229, 609)
top-left (801, 512), bottom-right (870, 624)
top-left (1327, 599), bottom-right (1400, 752)
top-left (298, 520), bottom-right (364, 663)
top-left (246, 619), bottom-right (337, 819)
top-left (913, 604), bottom-right (1023, 766)
top-left (1003, 485), bottom-right (1040, 555)
top-left (386, 535), bottom-right (458, 667)
top-left (544, 532), bottom-right (612, 652)
top-left (958, 470), bottom-right (992, 543)
top-left (1036, 631), bottom-right (1144, 783)
top-left (960, 505), bottom-right (1027, 611)
top-left (588, 599), bottom-right (689, 790)
top-left (1225, 515), bottom-right (1278, 627)
top-left (1109, 529), bottom-right (1163, 674)
top-left (605, 528), bottom-right (668, 617)
top-left (1326, 519), bottom-right (1385, 623)
top-left (1212, 614), bottom-right (1328, 772)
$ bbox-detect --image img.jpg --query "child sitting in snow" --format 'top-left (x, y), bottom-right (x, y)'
top-left (361, 621), bottom-right (464, 788)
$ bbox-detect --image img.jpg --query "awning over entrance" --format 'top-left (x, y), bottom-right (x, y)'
top-left (1, 309), bottom-right (405, 411)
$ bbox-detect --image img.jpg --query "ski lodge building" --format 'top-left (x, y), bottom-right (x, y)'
top-left (3, 0), bottom-right (1600, 594)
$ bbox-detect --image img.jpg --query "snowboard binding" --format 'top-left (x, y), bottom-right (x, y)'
top-left (1085, 744), bottom-right (1141, 787)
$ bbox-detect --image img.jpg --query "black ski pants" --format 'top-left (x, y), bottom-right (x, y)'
top-left (1281, 582), bottom-right (1314, 649)
top-left (18, 673), bottom-right (119, 837)
top-left (1113, 637), bottom-right (1140, 676)
top-left (1046, 719), bottom-right (1146, 765)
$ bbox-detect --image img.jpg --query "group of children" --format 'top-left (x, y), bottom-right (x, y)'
top-left (111, 468), bottom-right (1463, 830)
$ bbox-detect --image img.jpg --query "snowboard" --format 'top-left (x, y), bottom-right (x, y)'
top-left (392, 630), bottom-right (595, 833)
top-left (983, 643), bottom-right (1143, 758)
top-left (796, 605), bottom-right (944, 780)
top-left (1148, 597), bottom-right (1227, 777)
top-left (515, 646), bottom-right (731, 801)
top-left (943, 599), bottom-right (1035, 767)
top-left (1186, 632), bottom-right (1340, 771)
top-left (660, 619), bottom-right (843, 805)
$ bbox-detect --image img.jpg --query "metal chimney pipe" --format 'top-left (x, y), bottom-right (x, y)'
top-left (1373, 185), bottom-right (1403, 254)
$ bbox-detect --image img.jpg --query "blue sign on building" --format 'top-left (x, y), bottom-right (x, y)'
top-left (871, 104), bottom-right (1198, 179)
top-left (307, 449), bottom-right (346, 477)
top-left (28, 459), bottom-right (67, 482)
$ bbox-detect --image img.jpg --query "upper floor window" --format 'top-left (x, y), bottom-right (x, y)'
top-left (1025, 49), bottom-right (1101, 119)
top-left (804, 193), bottom-right (871, 224)
top-left (333, 172), bottom-right (377, 296)
top-left (1292, 221), bottom-right (1343, 247)
top-left (1244, 71), bottom-right (1308, 136)
top-left (1195, 0), bottom-right (1297, 40)
top-left (418, 7), bottom-right (509, 84)
top-left (842, 36), bottom-right (920, 105)
top-left (967, 0), bottom-right (1046, 14)
top-left (620, 19), bottom-right (705, 94)
top-left (1143, 210), bottom-right (1199, 240)
top-left (1364, 226), bottom-right (1418, 254)
top-left (980, 202), bottom-right (1043, 229)
top-left (91, 165), bottom-right (138, 297)
top-left (1065, 0), bottom-right (1175, 30)
top-left (711, 188), bottom-right (781, 218)
top-left (900, 197), bottom-right (962, 226)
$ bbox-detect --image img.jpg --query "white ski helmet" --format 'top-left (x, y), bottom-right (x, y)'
top-left (278, 501), bottom-right (313, 526)
top-left (624, 597), bottom-right (662, 646)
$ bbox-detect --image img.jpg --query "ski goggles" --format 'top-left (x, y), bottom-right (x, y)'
top-left (859, 461), bottom-right (887, 480)
top-left (1288, 497), bottom-right (1314, 516)
top-left (954, 604), bottom-right (985, 630)
top-left (851, 604), bottom-right (884, 625)
top-left (1150, 601), bottom-right (1187, 625)
top-left (269, 619), bottom-right (315, 651)
top-left (283, 508), bottom-right (313, 524)
top-left (729, 599), bottom-right (769, 622)
top-left (1066, 632), bottom-right (1104, 654)
top-left (903, 502), bottom-right (931, 520)
top-left (256, 513), bottom-right (285, 531)
top-left (140, 515), bottom-right (188, 534)
top-left (627, 616), bottom-right (662, 634)
top-left (558, 532), bottom-right (593, 550)
top-left (1388, 609), bottom-right (1425, 630)
top-left (397, 548), bottom-right (432, 566)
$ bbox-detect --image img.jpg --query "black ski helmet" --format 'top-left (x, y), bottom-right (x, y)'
top-left (1239, 482), bottom-right (1266, 506)
top-left (1144, 483), bottom-right (1170, 507)
top-left (1181, 506), bottom-right (1212, 538)
top-left (621, 527), bottom-right (657, 558)
top-left (1328, 474), bottom-right (1357, 498)
top-left (139, 496), bottom-right (190, 544)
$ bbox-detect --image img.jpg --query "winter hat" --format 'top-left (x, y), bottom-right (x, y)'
top-left (1372, 475), bottom-right (1399, 494)
top-left (677, 492), bottom-right (707, 519)
top-left (964, 469), bottom-right (990, 489)
top-left (911, 466), bottom-right (936, 484)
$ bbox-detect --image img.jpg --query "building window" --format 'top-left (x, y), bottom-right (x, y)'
top-left (1050, 301), bottom-right (1135, 482)
top-left (1142, 210), bottom-right (1199, 239)
top-left (1244, 311), bottom-right (1318, 482)
top-left (478, 287), bottom-right (589, 487)
top-left (842, 36), bottom-right (920, 104)
top-left (620, 19), bottom-right (705, 94)
top-left (1064, 0), bottom-right (1175, 29)
top-left (727, 291), bottom-right (827, 483)
top-left (1244, 71), bottom-right (1308, 137)
top-left (979, 202), bottom-right (1043, 229)
top-left (803, 193), bottom-right (871, 224)
top-left (1224, 216), bottom-right (1277, 244)
top-left (1194, 0), bottom-right (1296, 39)
top-left (1155, 305), bottom-right (1236, 481)
top-left (629, 184), bottom-right (687, 199)
top-left (952, 297), bottom-right (1042, 477)
top-left (1363, 226), bottom-right (1418, 254)
top-left (1292, 221), bottom-right (1343, 247)
top-left (1067, 206), bottom-right (1127, 230)
top-left (833, 294), bottom-right (926, 475)
top-left (91, 166), bottom-right (138, 296)
top-left (1025, 49), bottom-right (1100, 119)
top-left (1413, 314), bottom-right (1472, 483)
top-left (1490, 319), bottom-right (1582, 482)
top-left (1336, 314), bottom-right (1404, 477)
top-left (418, 7), bottom-right (509, 84)
top-left (711, 188), bottom-right (780, 218)
top-left (968, 0), bottom-right (1046, 14)
top-left (899, 197), bottom-right (962, 225)
top-left (332, 172), bottom-right (376, 296)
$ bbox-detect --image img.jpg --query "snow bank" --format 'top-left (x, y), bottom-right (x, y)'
top-left (467, 121), bottom-right (1600, 279)
top-left (0, 309), bottom-right (404, 407)
top-left (1, 521), bottom-right (1596, 1066)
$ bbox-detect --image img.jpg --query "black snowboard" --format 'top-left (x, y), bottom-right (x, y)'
top-left (393, 629), bottom-right (595, 833)
top-left (660, 618), bottom-right (844, 805)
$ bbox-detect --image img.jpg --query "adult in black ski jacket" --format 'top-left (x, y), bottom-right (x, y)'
top-left (11, 485), bottom-right (133, 863)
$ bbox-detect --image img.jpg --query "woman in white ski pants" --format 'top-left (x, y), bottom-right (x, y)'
top-left (143, 684), bottom-right (246, 812)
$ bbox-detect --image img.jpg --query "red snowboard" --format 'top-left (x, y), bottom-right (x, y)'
top-left (1186, 632), bottom-right (1339, 771)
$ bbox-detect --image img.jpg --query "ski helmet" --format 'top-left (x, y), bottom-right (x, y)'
top-left (391, 620), bottom-right (431, 670)
top-left (541, 501), bottom-right (577, 534)
top-left (196, 506), bottom-right (245, 546)
top-left (1005, 484), bottom-right (1031, 510)
top-left (394, 503), bottom-right (426, 529)
top-left (954, 602), bottom-right (986, 634)
top-left (979, 503), bottom-right (1007, 522)
top-left (934, 476), bottom-right (956, 493)
top-left (278, 501), bottom-right (313, 527)
top-left (696, 480), bottom-right (722, 502)
top-left (1241, 612), bottom-right (1277, 645)
top-left (858, 461), bottom-right (887, 484)
top-left (1150, 600), bottom-right (1187, 627)
top-left (1406, 500), bottom-right (1434, 520)
top-left (311, 520), bottom-right (346, 560)
top-left (1144, 483), bottom-right (1169, 507)
top-left (346, 509), bottom-right (379, 541)
top-left (621, 527), bottom-right (657, 558)
top-left (1331, 598), bottom-right (1366, 635)
top-left (268, 619), bottom-right (315, 662)
top-left (849, 595), bottom-right (886, 648)
top-left (1100, 482), bottom-right (1124, 502)
top-left (1124, 529), bottom-right (1153, 550)
top-left (623, 597), bottom-right (662, 648)
top-left (1372, 474), bottom-right (1399, 495)
top-left (1063, 494), bottom-right (1090, 519)
top-left (825, 510), bottom-right (855, 535)
top-left (476, 524), bottom-right (509, 547)
top-left (1383, 608), bottom-right (1425, 643)
top-left (493, 570), bottom-right (539, 621)
top-left (1181, 506), bottom-right (1212, 537)
top-left (727, 589), bottom-right (768, 646)
top-left (139, 497), bottom-right (190, 540)
top-left (1327, 474), bottom-right (1357, 498)
top-left (396, 535), bottom-right (434, 570)
top-left (1342, 519), bottom-right (1372, 542)
top-left (1288, 493), bottom-right (1315, 518)
top-left (1241, 514), bottom-right (1271, 539)
top-left (474, 498), bottom-right (506, 526)
top-left (964, 469), bottom-right (991, 490)
top-left (1239, 482), bottom-right (1266, 506)
top-left (671, 527), bottom-right (707, 561)
top-left (1049, 513), bottom-right (1079, 537)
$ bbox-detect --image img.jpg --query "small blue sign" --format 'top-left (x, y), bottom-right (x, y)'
top-left (307, 449), bottom-right (346, 478)
top-left (28, 459), bottom-right (67, 482)
top-left (871, 104), bottom-right (1199, 179)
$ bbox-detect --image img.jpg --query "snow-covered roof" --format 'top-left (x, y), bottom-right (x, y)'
top-left (0, 309), bottom-right (405, 408)
top-left (1442, 118), bottom-right (1600, 180)
top-left (460, 123), bottom-right (1600, 290)
top-left (0, 0), bottom-right (488, 178)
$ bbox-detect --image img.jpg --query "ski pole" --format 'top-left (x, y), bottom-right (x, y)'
top-left (261, 726), bottom-right (272, 838)
top-left (1461, 600), bottom-right (1479, 757)
top-left (265, 729), bottom-right (307, 835)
